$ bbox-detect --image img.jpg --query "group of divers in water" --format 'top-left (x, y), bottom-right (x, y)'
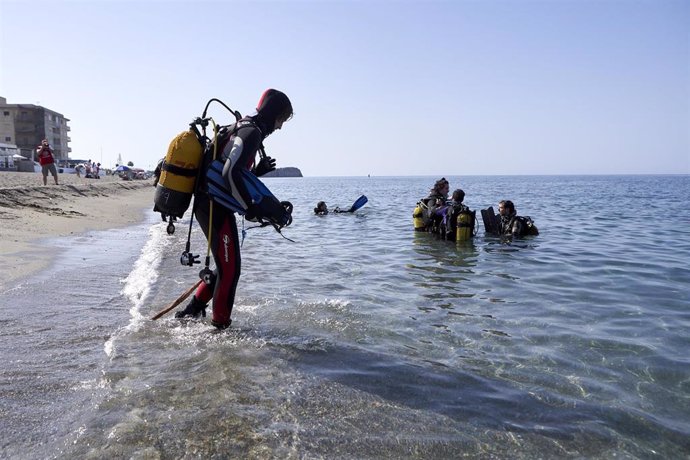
top-left (413, 177), bottom-right (539, 241)
top-left (150, 89), bottom-right (538, 330)
top-left (315, 177), bottom-right (540, 243)
top-left (312, 177), bottom-right (539, 241)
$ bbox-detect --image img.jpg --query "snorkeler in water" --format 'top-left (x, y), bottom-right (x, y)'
top-left (314, 195), bottom-right (368, 215)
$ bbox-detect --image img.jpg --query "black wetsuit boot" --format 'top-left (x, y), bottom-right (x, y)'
top-left (174, 296), bottom-right (207, 319)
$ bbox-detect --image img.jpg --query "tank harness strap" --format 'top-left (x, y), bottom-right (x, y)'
top-left (206, 119), bottom-right (294, 243)
top-left (161, 162), bottom-right (197, 177)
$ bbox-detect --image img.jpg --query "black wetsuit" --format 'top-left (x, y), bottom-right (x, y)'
top-left (424, 192), bottom-right (448, 231)
top-left (445, 202), bottom-right (470, 237)
top-left (193, 121), bottom-right (264, 328)
top-left (177, 89), bottom-right (292, 329)
top-left (500, 213), bottom-right (538, 237)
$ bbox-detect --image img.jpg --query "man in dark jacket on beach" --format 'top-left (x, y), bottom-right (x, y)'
top-left (174, 89), bottom-right (293, 329)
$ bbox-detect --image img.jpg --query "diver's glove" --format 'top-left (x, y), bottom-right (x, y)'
top-left (274, 201), bottom-right (293, 227)
top-left (254, 156), bottom-right (276, 177)
top-left (245, 198), bottom-right (293, 228)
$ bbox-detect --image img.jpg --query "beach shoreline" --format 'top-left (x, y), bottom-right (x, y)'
top-left (0, 171), bottom-right (155, 290)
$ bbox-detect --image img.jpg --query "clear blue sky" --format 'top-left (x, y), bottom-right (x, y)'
top-left (1, 0), bottom-right (688, 176)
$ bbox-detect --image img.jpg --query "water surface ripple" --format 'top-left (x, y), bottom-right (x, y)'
top-left (1, 175), bottom-right (688, 458)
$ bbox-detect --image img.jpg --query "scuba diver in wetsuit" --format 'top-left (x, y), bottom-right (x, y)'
top-left (498, 200), bottom-right (539, 238)
top-left (443, 188), bottom-right (470, 239)
top-left (174, 89), bottom-right (294, 329)
top-left (313, 195), bottom-right (368, 215)
top-left (314, 201), bottom-right (329, 215)
top-left (423, 177), bottom-right (450, 232)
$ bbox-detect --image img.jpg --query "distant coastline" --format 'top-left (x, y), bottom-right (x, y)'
top-left (263, 167), bottom-right (302, 178)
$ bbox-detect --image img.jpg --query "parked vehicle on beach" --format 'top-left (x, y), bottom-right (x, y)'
top-left (115, 165), bottom-right (149, 180)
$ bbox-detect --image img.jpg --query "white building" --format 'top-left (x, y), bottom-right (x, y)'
top-left (0, 141), bottom-right (22, 169)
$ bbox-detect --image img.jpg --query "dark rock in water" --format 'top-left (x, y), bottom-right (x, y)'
top-left (263, 167), bottom-right (303, 178)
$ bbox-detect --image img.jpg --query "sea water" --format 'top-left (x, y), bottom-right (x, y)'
top-left (1, 175), bottom-right (688, 459)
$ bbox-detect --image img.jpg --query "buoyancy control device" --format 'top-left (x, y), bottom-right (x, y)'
top-left (517, 216), bottom-right (540, 236)
top-left (206, 159), bottom-right (293, 228)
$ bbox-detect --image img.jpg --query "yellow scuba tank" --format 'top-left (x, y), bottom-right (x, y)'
top-left (413, 202), bottom-right (426, 231)
top-left (153, 129), bottom-right (204, 218)
top-left (456, 210), bottom-right (473, 241)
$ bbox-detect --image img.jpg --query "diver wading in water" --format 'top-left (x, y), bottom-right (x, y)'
top-left (480, 200), bottom-right (539, 238)
top-left (497, 200), bottom-right (539, 237)
top-left (412, 179), bottom-right (477, 241)
top-left (154, 89), bottom-right (294, 329)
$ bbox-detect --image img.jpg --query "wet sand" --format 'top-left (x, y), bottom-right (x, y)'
top-left (0, 171), bottom-right (155, 290)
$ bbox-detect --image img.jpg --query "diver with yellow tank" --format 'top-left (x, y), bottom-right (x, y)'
top-left (153, 89), bottom-right (294, 330)
top-left (413, 178), bottom-right (449, 233)
top-left (445, 189), bottom-right (476, 242)
top-left (412, 179), bottom-right (476, 242)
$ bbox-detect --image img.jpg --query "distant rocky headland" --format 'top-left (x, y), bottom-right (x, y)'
top-left (263, 167), bottom-right (302, 178)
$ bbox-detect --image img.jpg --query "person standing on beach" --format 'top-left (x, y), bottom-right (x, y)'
top-left (174, 89), bottom-right (294, 329)
top-left (36, 139), bottom-right (58, 185)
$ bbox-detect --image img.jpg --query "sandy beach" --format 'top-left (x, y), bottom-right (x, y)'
top-left (0, 171), bottom-right (155, 290)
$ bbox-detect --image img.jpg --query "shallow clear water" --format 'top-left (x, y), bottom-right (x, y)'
top-left (1, 175), bottom-right (689, 458)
